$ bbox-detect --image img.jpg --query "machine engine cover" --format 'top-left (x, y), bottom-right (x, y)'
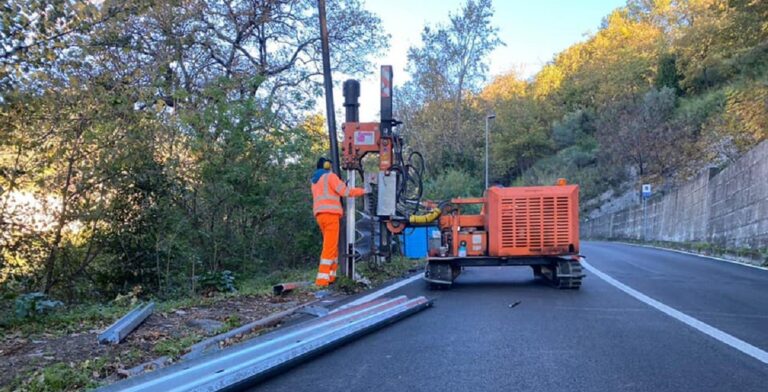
top-left (486, 185), bottom-right (580, 257)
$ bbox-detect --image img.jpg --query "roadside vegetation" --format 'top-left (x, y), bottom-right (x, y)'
top-left (399, 0), bottom-right (767, 207)
top-left (1, 0), bottom-right (386, 336)
top-left (0, 270), bottom-right (317, 392)
top-left (0, 254), bottom-right (416, 391)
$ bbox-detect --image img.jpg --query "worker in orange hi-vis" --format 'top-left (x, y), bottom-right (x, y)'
top-left (311, 157), bottom-right (366, 287)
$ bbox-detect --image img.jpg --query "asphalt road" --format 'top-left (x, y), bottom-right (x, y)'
top-left (255, 241), bottom-right (768, 392)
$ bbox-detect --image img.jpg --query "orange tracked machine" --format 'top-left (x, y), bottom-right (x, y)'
top-left (424, 183), bottom-right (584, 289)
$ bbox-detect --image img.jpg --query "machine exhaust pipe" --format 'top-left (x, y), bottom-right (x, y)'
top-left (343, 79), bottom-right (360, 123)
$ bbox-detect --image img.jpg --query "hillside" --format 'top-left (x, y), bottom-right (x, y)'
top-left (399, 0), bottom-right (768, 210)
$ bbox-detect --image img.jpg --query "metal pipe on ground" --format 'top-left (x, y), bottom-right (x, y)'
top-left (118, 356), bottom-right (171, 379)
top-left (182, 300), bottom-right (320, 361)
top-left (272, 282), bottom-right (310, 296)
top-left (98, 302), bottom-right (154, 344)
top-left (96, 296), bottom-right (431, 391)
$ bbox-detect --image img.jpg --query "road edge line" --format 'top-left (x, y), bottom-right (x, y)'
top-left (330, 273), bottom-right (424, 313)
top-left (610, 241), bottom-right (768, 272)
top-left (581, 260), bottom-right (768, 366)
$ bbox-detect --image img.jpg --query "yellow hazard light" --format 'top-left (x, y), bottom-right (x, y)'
top-left (556, 178), bottom-right (567, 186)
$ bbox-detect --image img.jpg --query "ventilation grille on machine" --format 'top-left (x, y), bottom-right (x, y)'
top-left (500, 196), bottom-right (570, 251)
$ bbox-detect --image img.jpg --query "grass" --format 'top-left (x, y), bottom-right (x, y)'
top-left (0, 302), bottom-right (134, 339)
top-left (331, 275), bottom-right (363, 294)
top-left (0, 263), bottom-right (402, 342)
top-left (0, 269), bottom-right (318, 354)
top-left (119, 347), bottom-right (144, 364)
top-left (357, 256), bottom-right (424, 286)
top-left (295, 256), bottom-right (422, 295)
top-left (152, 268), bottom-right (318, 313)
top-left (2, 346), bottom-right (151, 392)
top-left (4, 358), bottom-right (109, 392)
top-left (223, 314), bottom-right (242, 330)
top-left (236, 268), bottom-right (316, 296)
top-left (153, 333), bottom-right (203, 358)
top-left (0, 273), bottom-right (298, 392)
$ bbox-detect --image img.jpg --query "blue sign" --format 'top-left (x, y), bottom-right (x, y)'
top-left (642, 184), bottom-right (652, 199)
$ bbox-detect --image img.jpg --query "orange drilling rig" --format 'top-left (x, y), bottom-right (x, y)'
top-left (340, 66), bottom-right (584, 290)
top-left (423, 184), bottom-right (583, 289)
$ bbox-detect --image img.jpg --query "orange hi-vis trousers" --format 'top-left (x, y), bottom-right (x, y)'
top-left (315, 213), bottom-right (340, 286)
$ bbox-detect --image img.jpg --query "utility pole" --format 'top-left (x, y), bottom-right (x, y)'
top-left (317, 0), bottom-right (348, 277)
top-left (484, 114), bottom-right (495, 190)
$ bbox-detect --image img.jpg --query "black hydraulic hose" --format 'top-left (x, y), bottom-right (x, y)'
top-left (395, 137), bottom-right (405, 168)
top-left (408, 151), bottom-right (425, 177)
top-left (404, 164), bottom-right (423, 202)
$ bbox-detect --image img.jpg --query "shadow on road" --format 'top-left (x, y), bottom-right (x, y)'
top-left (441, 267), bottom-right (554, 291)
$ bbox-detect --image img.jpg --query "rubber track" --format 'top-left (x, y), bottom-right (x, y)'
top-left (555, 259), bottom-right (583, 290)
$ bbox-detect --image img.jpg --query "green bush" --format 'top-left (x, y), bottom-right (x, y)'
top-left (515, 138), bottom-right (619, 204)
top-left (198, 270), bottom-right (237, 294)
top-left (552, 109), bottom-right (596, 149)
top-left (423, 168), bottom-right (483, 201)
top-left (14, 292), bottom-right (63, 319)
top-left (674, 89), bottom-right (726, 134)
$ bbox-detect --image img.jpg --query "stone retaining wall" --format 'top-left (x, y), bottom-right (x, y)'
top-left (582, 140), bottom-right (768, 250)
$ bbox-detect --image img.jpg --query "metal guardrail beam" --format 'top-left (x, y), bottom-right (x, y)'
top-left (121, 356), bottom-right (171, 378)
top-left (98, 302), bottom-right (155, 344)
top-left (298, 305), bottom-right (329, 317)
top-left (181, 300), bottom-right (320, 361)
top-left (96, 296), bottom-right (430, 391)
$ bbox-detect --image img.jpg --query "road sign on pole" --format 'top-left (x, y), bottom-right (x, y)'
top-left (642, 184), bottom-right (652, 199)
top-left (641, 184), bottom-right (651, 240)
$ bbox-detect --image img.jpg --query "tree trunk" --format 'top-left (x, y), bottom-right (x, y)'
top-left (455, 73), bottom-right (465, 138)
top-left (43, 156), bottom-right (75, 294)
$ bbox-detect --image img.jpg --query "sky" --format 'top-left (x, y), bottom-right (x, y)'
top-left (338, 0), bottom-right (627, 120)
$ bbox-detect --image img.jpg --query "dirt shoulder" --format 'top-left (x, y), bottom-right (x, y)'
top-left (0, 290), bottom-right (315, 391)
top-left (0, 257), bottom-right (422, 391)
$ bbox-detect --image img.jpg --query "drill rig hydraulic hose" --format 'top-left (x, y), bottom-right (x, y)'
top-left (408, 207), bottom-right (441, 224)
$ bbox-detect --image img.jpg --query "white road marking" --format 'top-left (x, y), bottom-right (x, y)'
top-left (582, 260), bottom-right (768, 366)
top-left (331, 273), bottom-right (423, 313)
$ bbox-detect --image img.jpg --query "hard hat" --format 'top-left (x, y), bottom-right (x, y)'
top-left (316, 157), bottom-right (332, 170)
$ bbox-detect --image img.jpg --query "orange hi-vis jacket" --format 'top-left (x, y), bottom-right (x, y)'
top-left (311, 171), bottom-right (365, 216)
